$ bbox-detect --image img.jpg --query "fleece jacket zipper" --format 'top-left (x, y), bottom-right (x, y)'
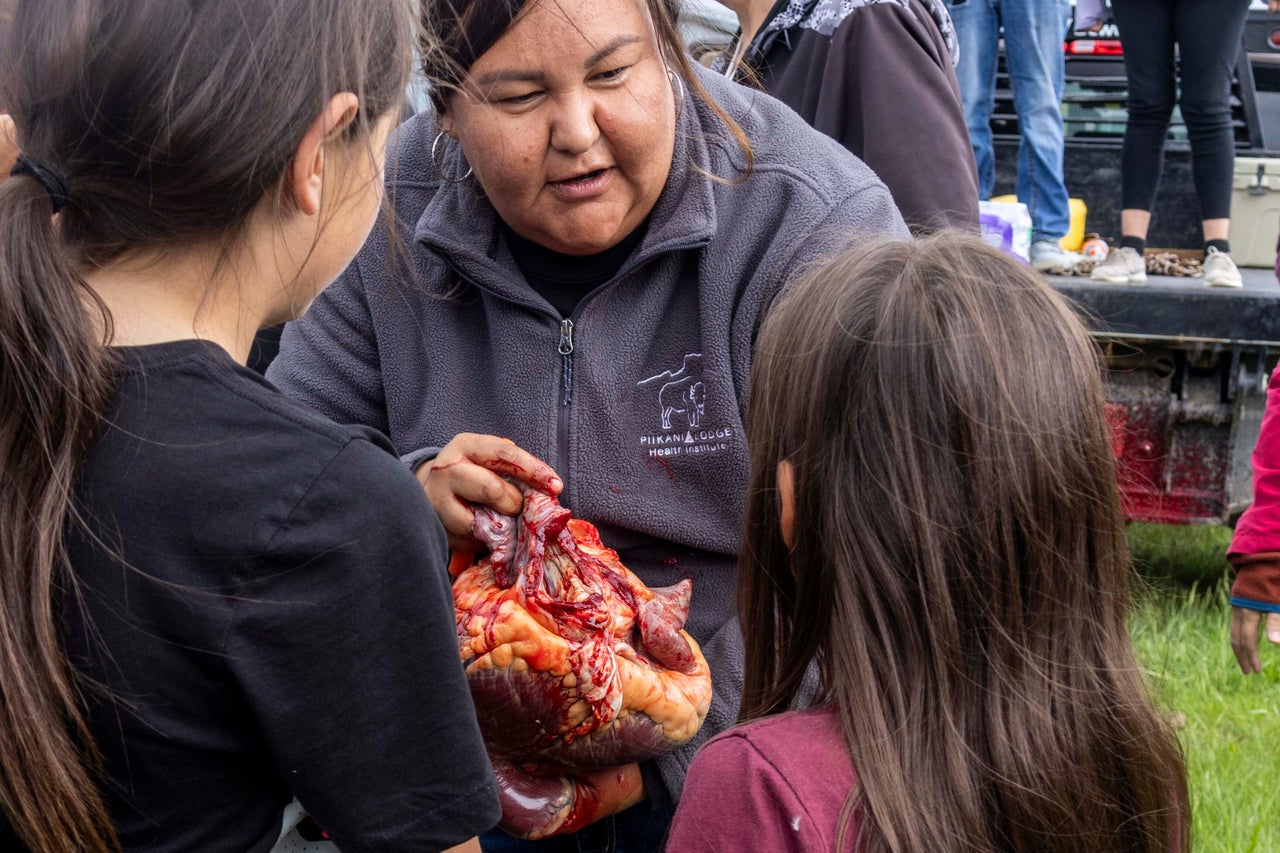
top-left (557, 317), bottom-right (574, 506)
top-left (440, 240), bottom-right (710, 508)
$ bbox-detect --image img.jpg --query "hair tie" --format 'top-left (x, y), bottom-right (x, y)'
top-left (9, 154), bottom-right (71, 214)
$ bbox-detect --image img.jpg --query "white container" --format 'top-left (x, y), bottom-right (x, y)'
top-left (1228, 157), bottom-right (1280, 268)
top-left (978, 199), bottom-right (1032, 263)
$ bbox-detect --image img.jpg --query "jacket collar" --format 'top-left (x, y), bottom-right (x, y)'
top-left (415, 88), bottom-right (718, 307)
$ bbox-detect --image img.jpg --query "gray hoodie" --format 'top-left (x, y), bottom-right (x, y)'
top-left (268, 65), bottom-right (906, 800)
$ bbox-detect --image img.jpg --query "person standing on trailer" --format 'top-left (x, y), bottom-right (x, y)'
top-left (1090, 0), bottom-right (1253, 287)
top-left (949, 0), bottom-right (1075, 273)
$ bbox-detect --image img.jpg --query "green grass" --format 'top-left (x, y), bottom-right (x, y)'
top-left (1128, 522), bottom-right (1234, 591)
top-left (1127, 524), bottom-right (1280, 852)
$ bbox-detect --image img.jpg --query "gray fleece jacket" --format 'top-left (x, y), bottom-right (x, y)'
top-left (268, 65), bottom-right (906, 800)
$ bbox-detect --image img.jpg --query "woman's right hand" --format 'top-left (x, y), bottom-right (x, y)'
top-left (416, 433), bottom-right (562, 552)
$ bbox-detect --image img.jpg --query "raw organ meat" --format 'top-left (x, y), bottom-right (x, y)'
top-left (450, 488), bottom-right (712, 838)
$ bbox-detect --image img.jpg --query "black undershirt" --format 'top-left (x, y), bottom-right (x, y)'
top-left (504, 221), bottom-right (648, 318)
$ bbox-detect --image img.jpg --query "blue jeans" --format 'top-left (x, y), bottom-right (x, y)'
top-left (950, 0), bottom-right (1071, 243)
top-left (479, 801), bottom-right (673, 853)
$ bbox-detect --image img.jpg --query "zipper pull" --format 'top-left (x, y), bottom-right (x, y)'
top-left (558, 319), bottom-right (574, 355)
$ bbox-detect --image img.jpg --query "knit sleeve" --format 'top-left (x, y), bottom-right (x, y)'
top-left (1229, 552), bottom-right (1280, 613)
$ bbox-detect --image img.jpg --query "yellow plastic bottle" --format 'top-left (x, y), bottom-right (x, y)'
top-left (991, 194), bottom-right (1087, 251)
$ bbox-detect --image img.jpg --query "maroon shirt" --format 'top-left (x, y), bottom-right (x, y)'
top-left (667, 707), bottom-right (859, 852)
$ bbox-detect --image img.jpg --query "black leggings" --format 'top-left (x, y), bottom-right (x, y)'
top-left (1111, 0), bottom-right (1251, 220)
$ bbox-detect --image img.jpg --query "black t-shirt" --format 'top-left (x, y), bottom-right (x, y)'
top-left (0, 340), bottom-right (498, 852)
top-left (504, 222), bottom-right (647, 318)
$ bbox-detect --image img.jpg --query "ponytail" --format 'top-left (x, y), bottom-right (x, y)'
top-left (0, 170), bottom-right (119, 851)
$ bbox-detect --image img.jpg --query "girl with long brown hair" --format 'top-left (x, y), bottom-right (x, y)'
top-left (667, 232), bottom-right (1188, 852)
top-left (0, 1), bottom-right (499, 850)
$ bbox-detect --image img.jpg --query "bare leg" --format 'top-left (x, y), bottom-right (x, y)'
top-left (1203, 218), bottom-right (1230, 242)
top-left (1121, 208), bottom-right (1152, 240)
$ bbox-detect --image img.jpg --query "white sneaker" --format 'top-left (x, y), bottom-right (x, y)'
top-left (1029, 240), bottom-right (1075, 274)
top-left (1202, 246), bottom-right (1243, 288)
top-left (1090, 246), bottom-right (1147, 283)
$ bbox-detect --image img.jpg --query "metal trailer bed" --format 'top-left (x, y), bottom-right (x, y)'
top-left (1049, 270), bottom-right (1279, 524)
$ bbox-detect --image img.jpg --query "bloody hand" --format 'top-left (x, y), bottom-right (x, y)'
top-left (492, 759), bottom-right (644, 840)
top-left (417, 433), bottom-right (562, 552)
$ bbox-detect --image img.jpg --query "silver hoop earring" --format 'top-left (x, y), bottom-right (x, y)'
top-left (431, 130), bottom-right (473, 183)
top-left (667, 69), bottom-right (686, 118)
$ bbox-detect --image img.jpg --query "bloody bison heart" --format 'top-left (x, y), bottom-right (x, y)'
top-left (450, 488), bottom-right (712, 838)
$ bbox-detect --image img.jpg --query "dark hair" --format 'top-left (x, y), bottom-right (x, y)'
top-left (0, 1), bottom-right (413, 850)
top-left (419, 0), bottom-right (753, 174)
top-left (740, 233), bottom-right (1188, 853)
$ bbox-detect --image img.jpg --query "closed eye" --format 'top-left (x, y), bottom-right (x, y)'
top-left (486, 88), bottom-right (547, 108)
top-left (498, 91), bottom-right (543, 106)
top-left (592, 65), bottom-right (630, 83)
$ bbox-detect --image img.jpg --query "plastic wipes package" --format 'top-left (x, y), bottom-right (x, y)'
top-left (979, 200), bottom-right (1032, 263)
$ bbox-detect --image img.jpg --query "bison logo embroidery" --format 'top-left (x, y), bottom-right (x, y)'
top-left (639, 354), bottom-right (705, 431)
top-left (659, 378), bottom-right (705, 429)
top-left (637, 354), bottom-right (736, 461)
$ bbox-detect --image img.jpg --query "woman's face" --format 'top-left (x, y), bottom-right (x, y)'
top-left (442, 0), bottom-right (677, 256)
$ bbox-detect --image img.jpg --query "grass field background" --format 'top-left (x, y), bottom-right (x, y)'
top-left (1128, 523), bottom-right (1279, 852)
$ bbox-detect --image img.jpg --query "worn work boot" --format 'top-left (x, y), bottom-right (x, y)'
top-left (1202, 246), bottom-right (1243, 288)
top-left (1090, 246), bottom-right (1147, 283)
top-left (1029, 240), bottom-right (1074, 274)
